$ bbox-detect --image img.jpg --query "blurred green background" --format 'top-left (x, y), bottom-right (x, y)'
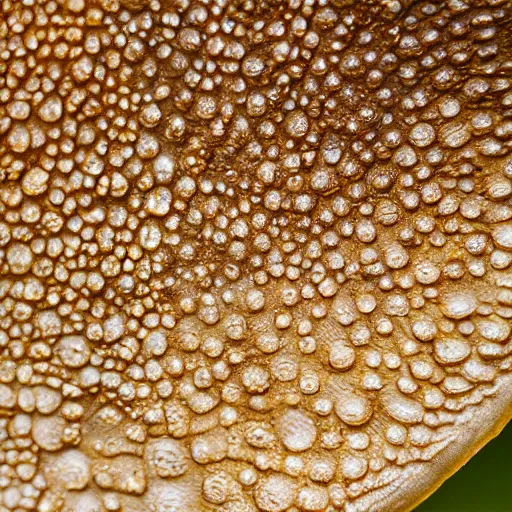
top-left (415, 421), bottom-right (511, 512)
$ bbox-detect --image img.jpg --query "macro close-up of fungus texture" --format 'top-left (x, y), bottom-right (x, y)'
top-left (0, 0), bottom-right (511, 511)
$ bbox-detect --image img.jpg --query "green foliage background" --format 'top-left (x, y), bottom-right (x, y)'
top-left (415, 421), bottom-right (511, 512)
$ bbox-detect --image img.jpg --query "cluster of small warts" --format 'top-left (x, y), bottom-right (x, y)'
top-left (0, 0), bottom-right (512, 511)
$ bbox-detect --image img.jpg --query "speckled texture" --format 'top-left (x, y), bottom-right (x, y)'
top-left (0, 0), bottom-right (512, 511)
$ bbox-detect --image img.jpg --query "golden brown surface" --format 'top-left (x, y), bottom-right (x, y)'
top-left (0, 0), bottom-right (512, 511)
